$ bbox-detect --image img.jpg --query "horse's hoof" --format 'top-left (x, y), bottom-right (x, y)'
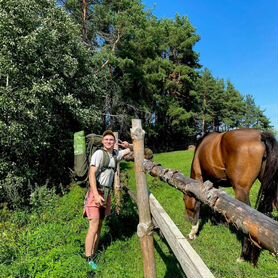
top-left (236, 257), bottom-right (245, 263)
top-left (188, 233), bottom-right (197, 240)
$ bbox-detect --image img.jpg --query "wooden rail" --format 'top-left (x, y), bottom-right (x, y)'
top-left (143, 159), bottom-right (278, 256)
top-left (123, 185), bottom-right (214, 278)
top-left (149, 193), bottom-right (214, 278)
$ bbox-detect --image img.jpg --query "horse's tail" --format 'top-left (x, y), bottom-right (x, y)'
top-left (256, 132), bottom-right (278, 212)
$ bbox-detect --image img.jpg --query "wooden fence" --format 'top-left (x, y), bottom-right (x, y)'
top-left (143, 160), bottom-right (278, 256)
top-left (123, 185), bottom-right (214, 278)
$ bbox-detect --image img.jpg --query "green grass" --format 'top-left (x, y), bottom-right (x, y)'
top-left (0, 150), bottom-right (277, 277)
top-left (0, 185), bottom-right (91, 278)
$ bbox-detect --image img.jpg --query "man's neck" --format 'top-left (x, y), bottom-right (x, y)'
top-left (103, 147), bottom-right (113, 154)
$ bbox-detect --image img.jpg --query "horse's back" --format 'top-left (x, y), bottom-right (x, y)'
top-left (221, 129), bottom-right (265, 167)
top-left (191, 129), bottom-right (265, 186)
top-left (222, 129), bottom-right (263, 151)
top-left (191, 132), bottom-right (226, 182)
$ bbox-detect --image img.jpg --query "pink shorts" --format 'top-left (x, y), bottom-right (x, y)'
top-left (83, 190), bottom-right (111, 220)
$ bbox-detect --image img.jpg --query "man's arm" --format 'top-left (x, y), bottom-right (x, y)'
top-left (88, 166), bottom-right (104, 206)
top-left (117, 141), bottom-right (133, 160)
top-left (118, 141), bottom-right (133, 151)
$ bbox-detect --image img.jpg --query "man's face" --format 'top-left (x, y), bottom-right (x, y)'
top-left (102, 134), bottom-right (115, 150)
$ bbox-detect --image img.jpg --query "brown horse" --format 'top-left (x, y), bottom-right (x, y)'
top-left (185, 128), bottom-right (278, 265)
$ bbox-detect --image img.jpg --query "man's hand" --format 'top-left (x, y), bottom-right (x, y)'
top-left (95, 193), bottom-right (105, 207)
top-left (118, 140), bottom-right (131, 149)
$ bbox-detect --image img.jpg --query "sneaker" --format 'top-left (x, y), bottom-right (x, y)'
top-left (88, 260), bottom-right (99, 271)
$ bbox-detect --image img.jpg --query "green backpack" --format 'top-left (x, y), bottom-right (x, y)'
top-left (73, 131), bottom-right (116, 182)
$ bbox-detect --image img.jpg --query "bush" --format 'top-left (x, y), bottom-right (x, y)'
top-left (0, 173), bottom-right (28, 209)
top-left (0, 185), bottom-right (90, 278)
top-left (0, 0), bottom-right (102, 209)
top-left (0, 221), bottom-right (20, 265)
top-left (29, 185), bottom-right (59, 210)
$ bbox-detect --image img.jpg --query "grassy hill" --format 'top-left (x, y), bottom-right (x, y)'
top-left (0, 150), bottom-right (277, 277)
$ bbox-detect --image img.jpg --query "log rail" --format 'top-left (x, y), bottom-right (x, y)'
top-left (143, 159), bottom-right (278, 256)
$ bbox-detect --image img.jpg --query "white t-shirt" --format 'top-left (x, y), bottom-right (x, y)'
top-left (90, 148), bottom-right (130, 188)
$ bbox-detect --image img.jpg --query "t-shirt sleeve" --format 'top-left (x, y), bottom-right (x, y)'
top-left (90, 150), bottom-right (103, 168)
top-left (117, 148), bottom-right (131, 161)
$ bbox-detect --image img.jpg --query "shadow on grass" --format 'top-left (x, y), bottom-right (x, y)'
top-left (194, 204), bottom-right (227, 237)
top-left (153, 234), bottom-right (187, 278)
top-left (119, 161), bottom-right (133, 171)
top-left (98, 191), bottom-right (139, 250)
top-left (196, 203), bottom-right (278, 266)
top-left (198, 204), bottom-right (245, 242)
top-left (95, 188), bottom-right (187, 278)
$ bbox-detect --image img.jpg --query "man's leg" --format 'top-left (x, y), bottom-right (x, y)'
top-left (85, 218), bottom-right (100, 257)
top-left (92, 219), bottom-right (103, 256)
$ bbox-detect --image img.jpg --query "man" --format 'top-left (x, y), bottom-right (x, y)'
top-left (84, 130), bottom-right (132, 270)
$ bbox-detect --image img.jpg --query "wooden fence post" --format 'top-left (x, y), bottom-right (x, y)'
top-left (113, 131), bottom-right (121, 214)
top-left (131, 119), bottom-right (156, 278)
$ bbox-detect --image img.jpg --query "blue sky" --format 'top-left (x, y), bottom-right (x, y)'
top-left (143, 0), bottom-right (278, 130)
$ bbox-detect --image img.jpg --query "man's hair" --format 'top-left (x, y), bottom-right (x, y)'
top-left (102, 130), bottom-right (115, 140)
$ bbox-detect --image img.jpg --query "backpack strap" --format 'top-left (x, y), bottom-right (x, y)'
top-left (98, 149), bottom-right (117, 172)
top-left (96, 149), bottom-right (118, 190)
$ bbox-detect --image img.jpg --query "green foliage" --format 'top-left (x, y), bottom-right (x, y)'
top-left (0, 0), bottom-right (102, 207)
top-left (193, 69), bottom-right (271, 133)
top-left (62, 1), bottom-right (201, 148)
top-left (0, 185), bottom-right (90, 277)
top-left (29, 185), bottom-right (59, 210)
top-left (222, 81), bottom-right (246, 129)
top-left (241, 94), bottom-right (271, 129)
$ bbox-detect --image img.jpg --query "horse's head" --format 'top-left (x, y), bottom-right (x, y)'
top-left (184, 193), bottom-right (201, 240)
top-left (184, 194), bottom-right (200, 224)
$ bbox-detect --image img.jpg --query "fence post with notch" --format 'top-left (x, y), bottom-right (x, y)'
top-left (131, 119), bottom-right (156, 278)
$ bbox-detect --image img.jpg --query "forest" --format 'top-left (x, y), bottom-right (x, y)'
top-left (0, 0), bottom-right (273, 208)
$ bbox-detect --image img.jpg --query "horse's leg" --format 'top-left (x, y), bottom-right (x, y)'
top-left (186, 157), bottom-right (204, 240)
top-left (184, 194), bottom-right (201, 240)
top-left (233, 187), bottom-right (251, 206)
top-left (233, 183), bottom-right (261, 265)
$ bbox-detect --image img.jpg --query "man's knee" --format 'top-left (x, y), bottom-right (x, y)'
top-left (88, 218), bottom-right (100, 232)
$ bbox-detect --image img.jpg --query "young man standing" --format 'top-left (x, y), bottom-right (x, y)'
top-left (84, 130), bottom-right (132, 270)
